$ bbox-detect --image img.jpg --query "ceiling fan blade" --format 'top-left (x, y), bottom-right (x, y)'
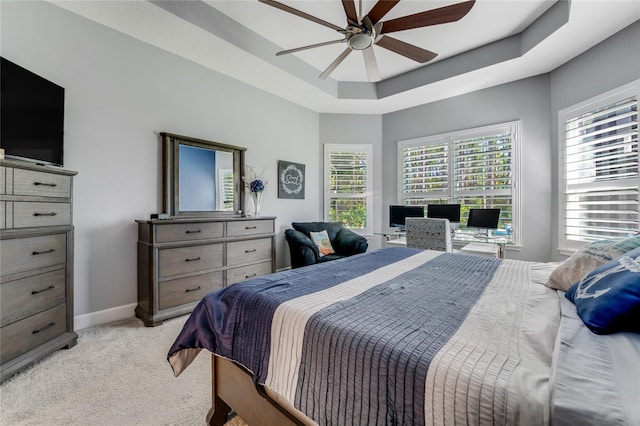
top-left (259, 0), bottom-right (344, 32)
top-left (276, 39), bottom-right (347, 56)
top-left (342, 0), bottom-right (358, 23)
top-left (363, 48), bottom-right (381, 82)
top-left (380, 0), bottom-right (475, 34)
top-left (319, 48), bottom-right (352, 80)
top-left (376, 36), bottom-right (437, 63)
top-left (367, 0), bottom-right (401, 24)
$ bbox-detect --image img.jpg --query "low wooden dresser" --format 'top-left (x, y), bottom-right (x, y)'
top-left (136, 216), bottom-right (276, 326)
top-left (0, 159), bottom-right (77, 382)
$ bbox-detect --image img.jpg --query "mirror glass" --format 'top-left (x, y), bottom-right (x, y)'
top-left (162, 133), bottom-right (246, 217)
top-left (178, 145), bottom-right (234, 211)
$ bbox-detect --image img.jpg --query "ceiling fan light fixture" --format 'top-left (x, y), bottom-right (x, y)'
top-left (348, 33), bottom-right (373, 50)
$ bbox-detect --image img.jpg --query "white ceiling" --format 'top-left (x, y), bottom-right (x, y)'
top-left (50, 0), bottom-right (640, 114)
top-left (210, 0), bottom-right (555, 82)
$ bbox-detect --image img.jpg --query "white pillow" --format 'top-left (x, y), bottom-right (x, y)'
top-left (309, 230), bottom-right (335, 257)
top-left (545, 235), bottom-right (640, 291)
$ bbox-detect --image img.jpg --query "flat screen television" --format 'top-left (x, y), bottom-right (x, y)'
top-left (427, 203), bottom-right (461, 223)
top-left (389, 205), bottom-right (424, 231)
top-left (1, 57), bottom-right (65, 166)
top-left (467, 208), bottom-right (501, 234)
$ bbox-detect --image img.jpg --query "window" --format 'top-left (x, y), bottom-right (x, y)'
top-left (559, 81), bottom-right (639, 250)
top-left (399, 122), bottom-right (520, 243)
top-left (324, 144), bottom-right (372, 235)
top-left (218, 169), bottom-right (234, 211)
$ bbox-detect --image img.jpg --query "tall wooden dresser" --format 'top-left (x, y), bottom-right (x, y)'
top-left (0, 159), bottom-right (77, 382)
top-left (136, 216), bottom-right (276, 326)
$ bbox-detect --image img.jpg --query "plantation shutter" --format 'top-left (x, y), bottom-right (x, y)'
top-left (453, 131), bottom-right (513, 224)
top-left (563, 95), bottom-right (639, 242)
top-left (399, 123), bottom-right (517, 233)
top-left (400, 140), bottom-right (448, 205)
top-left (221, 170), bottom-right (234, 211)
top-left (325, 145), bottom-right (372, 233)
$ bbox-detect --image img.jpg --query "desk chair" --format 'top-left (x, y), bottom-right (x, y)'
top-left (405, 217), bottom-right (453, 252)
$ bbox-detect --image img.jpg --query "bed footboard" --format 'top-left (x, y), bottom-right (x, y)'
top-left (207, 354), bottom-right (313, 426)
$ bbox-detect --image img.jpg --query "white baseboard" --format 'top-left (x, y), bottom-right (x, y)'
top-left (74, 303), bottom-right (137, 330)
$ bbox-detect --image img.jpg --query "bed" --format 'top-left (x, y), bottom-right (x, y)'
top-left (168, 247), bottom-right (640, 425)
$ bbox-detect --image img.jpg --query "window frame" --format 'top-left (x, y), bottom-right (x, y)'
top-left (397, 121), bottom-right (521, 245)
top-left (323, 143), bottom-right (373, 235)
top-left (558, 80), bottom-right (639, 253)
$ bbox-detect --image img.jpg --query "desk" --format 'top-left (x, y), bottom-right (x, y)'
top-left (375, 231), bottom-right (513, 258)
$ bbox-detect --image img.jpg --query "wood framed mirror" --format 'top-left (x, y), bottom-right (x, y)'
top-left (161, 132), bottom-right (246, 217)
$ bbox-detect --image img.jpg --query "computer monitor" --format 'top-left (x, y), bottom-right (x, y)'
top-left (427, 204), bottom-right (461, 223)
top-left (389, 205), bottom-right (424, 231)
top-left (467, 208), bottom-right (501, 235)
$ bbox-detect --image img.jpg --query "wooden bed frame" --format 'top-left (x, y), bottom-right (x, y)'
top-left (207, 354), bottom-right (316, 426)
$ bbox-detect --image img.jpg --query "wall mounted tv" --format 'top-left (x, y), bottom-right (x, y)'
top-left (1, 57), bottom-right (65, 166)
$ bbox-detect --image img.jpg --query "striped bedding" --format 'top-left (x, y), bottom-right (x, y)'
top-left (168, 247), bottom-right (560, 425)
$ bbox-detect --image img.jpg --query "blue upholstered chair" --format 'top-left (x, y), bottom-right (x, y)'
top-left (285, 222), bottom-right (368, 269)
top-left (405, 217), bottom-right (453, 252)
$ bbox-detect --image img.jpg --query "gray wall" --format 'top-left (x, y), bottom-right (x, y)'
top-left (1, 1), bottom-right (321, 327)
top-left (381, 75), bottom-right (553, 261)
top-left (549, 21), bottom-right (640, 259)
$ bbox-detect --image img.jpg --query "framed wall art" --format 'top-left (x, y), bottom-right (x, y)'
top-left (278, 160), bottom-right (305, 199)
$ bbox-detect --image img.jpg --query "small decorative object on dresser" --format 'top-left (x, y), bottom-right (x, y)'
top-left (242, 166), bottom-right (267, 217)
top-left (0, 159), bottom-right (78, 382)
top-left (135, 216), bottom-right (276, 326)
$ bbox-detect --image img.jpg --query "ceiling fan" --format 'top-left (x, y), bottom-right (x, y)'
top-left (258, 0), bottom-right (476, 81)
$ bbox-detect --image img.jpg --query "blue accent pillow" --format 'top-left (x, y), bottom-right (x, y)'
top-left (566, 246), bottom-right (640, 334)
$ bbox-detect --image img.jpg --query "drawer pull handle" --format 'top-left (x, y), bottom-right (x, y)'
top-left (245, 226), bottom-right (257, 230)
top-left (245, 273), bottom-right (257, 279)
top-left (185, 257), bottom-right (201, 262)
top-left (32, 285), bottom-right (55, 295)
top-left (185, 286), bottom-right (202, 293)
top-left (245, 249), bottom-right (257, 253)
top-left (32, 322), bottom-right (56, 334)
top-left (34, 212), bottom-right (58, 217)
top-left (34, 181), bottom-right (58, 188)
top-left (185, 230), bottom-right (202, 234)
top-left (32, 249), bottom-right (55, 256)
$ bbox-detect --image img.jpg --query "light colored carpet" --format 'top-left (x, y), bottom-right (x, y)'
top-left (0, 315), bottom-right (244, 425)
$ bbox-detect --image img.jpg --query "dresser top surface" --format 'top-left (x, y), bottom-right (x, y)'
top-left (0, 159), bottom-right (78, 176)
top-left (136, 216), bottom-right (276, 225)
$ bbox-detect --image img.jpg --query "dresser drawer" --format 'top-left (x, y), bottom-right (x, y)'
top-left (1, 234), bottom-right (67, 277)
top-left (13, 169), bottom-right (71, 198)
top-left (0, 167), bottom-right (6, 195)
top-left (158, 243), bottom-right (223, 278)
top-left (156, 222), bottom-right (223, 243)
top-left (227, 261), bottom-right (273, 286)
top-left (11, 202), bottom-right (71, 228)
top-left (0, 201), bottom-right (5, 229)
top-left (227, 238), bottom-right (273, 267)
top-left (0, 269), bottom-right (66, 327)
top-left (159, 272), bottom-right (223, 310)
top-left (227, 220), bottom-right (273, 237)
top-left (0, 303), bottom-right (66, 364)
